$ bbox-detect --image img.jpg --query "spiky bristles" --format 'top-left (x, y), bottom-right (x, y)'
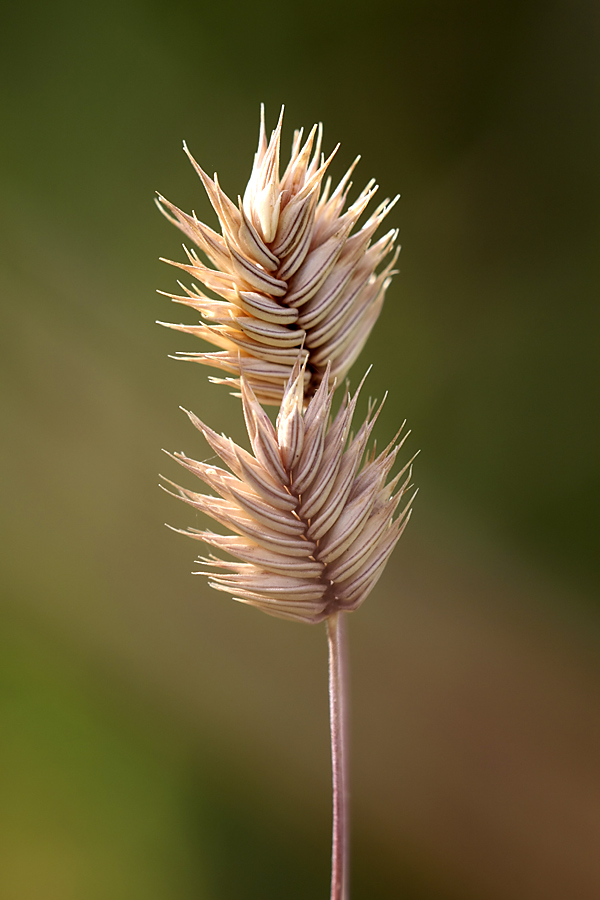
top-left (162, 357), bottom-right (416, 624)
top-left (158, 106), bottom-right (399, 405)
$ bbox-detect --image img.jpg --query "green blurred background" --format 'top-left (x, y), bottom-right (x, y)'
top-left (1, 0), bottom-right (599, 897)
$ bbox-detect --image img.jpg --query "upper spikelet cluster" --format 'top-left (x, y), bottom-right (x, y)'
top-left (161, 358), bottom-right (415, 623)
top-left (158, 106), bottom-right (399, 404)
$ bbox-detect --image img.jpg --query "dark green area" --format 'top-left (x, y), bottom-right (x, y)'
top-left (0, 606), bottom-right (467, 899)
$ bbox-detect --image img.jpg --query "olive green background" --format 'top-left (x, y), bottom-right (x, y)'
top-left (1, 1), bottom-right (599, 898)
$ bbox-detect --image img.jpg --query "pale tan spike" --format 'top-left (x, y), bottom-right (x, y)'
top-left (164, 454), bottom-right (237, 502)
top-left (160, 109), bottom-right (402, 401)
top-left (280, 123), bottom-right (319, 194)
top-left (303, 271), bottom-right (372, 348)
top-left (182, 142), bottom-right (241, 236)
top-left (234, 290), bottom-right (299, 324)
top-left (255, 103), bottom-right (268, 165)
top-left (292, 377), bottom-right (333, 492)
top-left (325, 497), bottom-right (404, 583)
top-left (320, 155), bottom-right (361, 211)
top-left (298, 403), bottom-right (354, 519)
top-left (271, 186), bottom-right (319, 257)
top-left (233, 449), bottom-right (297, 512)
top-left (159, 256), bottom-right (243, 299)
top-left (239, 380), bottom-right (289, 485)
top-left (292, 141), bottom-right (339, 207)
top-left (195, 532), bottom-right (323, 578)
top-left (207, 574), bottom-right (326, 602)
top-left (181, 409), bottom-right (244, 478)
top-left (315, 488), bottom-right (379, 564)
top-left (156, 195), bottom-right (231, 271)
top-left (281, 127), bottom-right (305, 182)
top-left (304, 122), bottom-right (324, 181)
top-left (335, 522), bottom-right (404, 603)
top-left (285, 225), bottom-right (354, 307)
top-left (311, 278), bottom-right (386, 367)
top-left (227, 484), bottom-right (304, 535)
top-left (275, 205), bottom-right (319, 280)
top-left (314, 182), bottom-right (378, 246)
top-left (232, 317), bottom-right (306, 348)
top-left (175, 351), bottom-right (295, 382)
top-left (296, 262), bottom-right (357, 330)
top-left (225, 238), bottom-right (288, 296)
top-left (164, 359), bottom-right (414, 623)
top-left (237, 202), bottom-right (280, 271)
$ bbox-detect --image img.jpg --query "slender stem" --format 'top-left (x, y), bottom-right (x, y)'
top-left (327, 611), bottom-right (349, 900)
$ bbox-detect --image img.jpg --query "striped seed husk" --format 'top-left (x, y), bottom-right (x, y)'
top-left (162, 356), bottom-right (415, 624)
top-left (157, 106), bottom-right (399, 405)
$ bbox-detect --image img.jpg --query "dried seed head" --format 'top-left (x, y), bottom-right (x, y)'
top-left (162, 361), bottom-right (415, 624)
top-left (157, 105), bottom-right (399, 404)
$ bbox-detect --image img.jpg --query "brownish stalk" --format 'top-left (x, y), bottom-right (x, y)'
top-left (328, 612), bottom-right (349, 900)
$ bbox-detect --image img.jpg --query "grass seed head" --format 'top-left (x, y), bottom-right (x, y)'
top-left (158, 105), bottom-right (399, 404)
top-left (162, 360), bottom-right (415, 624)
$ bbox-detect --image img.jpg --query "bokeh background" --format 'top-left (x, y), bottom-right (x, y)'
top-left (1, 1), bottom-right (599, 897)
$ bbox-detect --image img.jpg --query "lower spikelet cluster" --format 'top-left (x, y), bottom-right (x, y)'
top-left (158, 106), bottom-right (399, 404)
top-left (162, 357), bottom-right (415, 624)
